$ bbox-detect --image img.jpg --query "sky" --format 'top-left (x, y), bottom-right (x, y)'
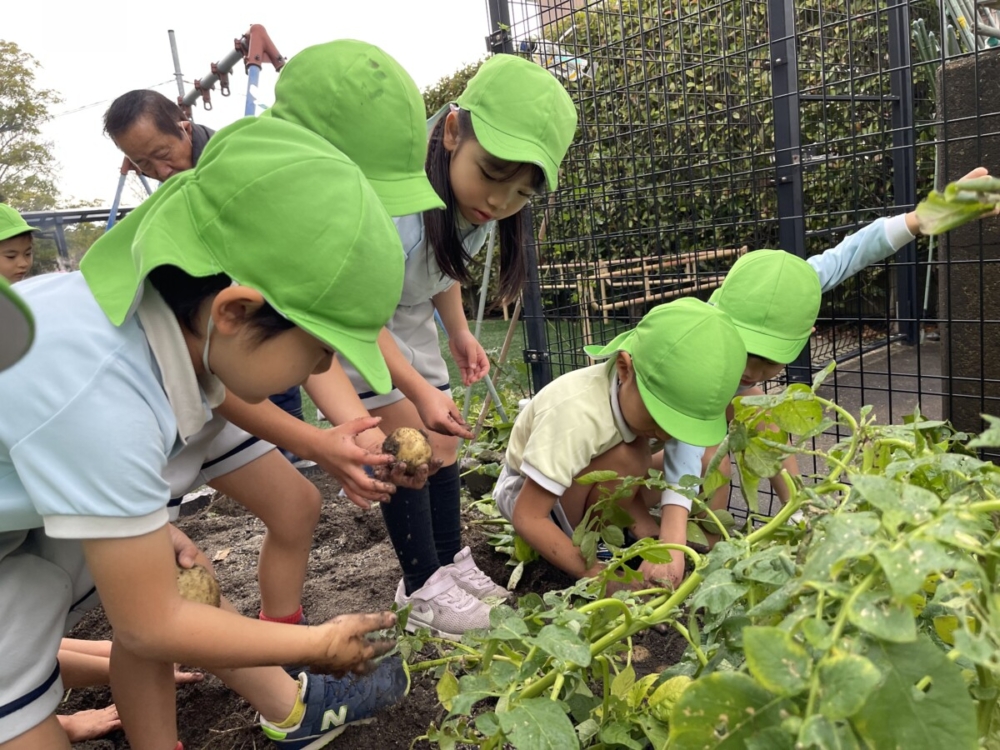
top-left (5, 1), bottom-right (492, 206)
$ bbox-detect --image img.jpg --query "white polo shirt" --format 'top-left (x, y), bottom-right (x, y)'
top-left (0, 273), bottom-right (223, 539)
top-left (504, 363), bottom-right (637, 495)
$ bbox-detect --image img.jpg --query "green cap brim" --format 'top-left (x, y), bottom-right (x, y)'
top-left (468, 110), bottom-right (560, 191)
top-left (0, 278), bottom-right (34, 371)
top-left (634, 370), bottom-right (729, 447)
top-left (0, 225), bottom-right (39, 243)
top-left (733, 325), bottom-right (809, 365)
top-left (583, 329), bottom-right (632, 359)
top-left (367, 173), bottom-right (445, 216)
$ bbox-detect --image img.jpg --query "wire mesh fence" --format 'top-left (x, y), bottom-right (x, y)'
top-left (478, 0), bottom-right (1000, 515)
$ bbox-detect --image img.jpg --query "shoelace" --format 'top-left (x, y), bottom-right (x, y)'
top-left (439, 583), bottom-right (482, 611)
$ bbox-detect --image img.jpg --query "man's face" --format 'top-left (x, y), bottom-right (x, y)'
top-left (114, 116), bottom-right (194, 182)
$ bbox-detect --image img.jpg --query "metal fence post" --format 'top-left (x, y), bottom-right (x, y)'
top-left (767, 0), bottom-right (811, 383)
top-left (888, 0), bottom-right (920, 344)
top-left (486, 0), bottom-right (551, 392)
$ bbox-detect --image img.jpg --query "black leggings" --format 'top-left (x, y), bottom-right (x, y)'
top-left (380, 462), bottom-right (463, 595)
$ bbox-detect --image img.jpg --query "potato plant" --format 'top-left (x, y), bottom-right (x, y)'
top-left (404, 364), bottom-right (1000, 750)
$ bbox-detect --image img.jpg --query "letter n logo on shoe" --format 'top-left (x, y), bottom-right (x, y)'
top-left (322, 705), bottom-right (349, 730)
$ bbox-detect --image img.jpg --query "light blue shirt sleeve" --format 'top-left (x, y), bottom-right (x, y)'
top-left (807, 214), bottom-right (915, 293)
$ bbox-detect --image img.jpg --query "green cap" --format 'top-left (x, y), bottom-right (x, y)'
top-left (0, 203), bottom-right (39, 243)
top-left (583, 298), bottom-right (746, 446)
top-left (81, 116), bottom-right (404, 393)
top-left (711, 250), bottom-right (822, 364)
top-left (0, 276), bottom-right (34, 371)
top-left (266, 39), bottom-right (445, 216)
top-left (457, 54), bottom-right (577, 191)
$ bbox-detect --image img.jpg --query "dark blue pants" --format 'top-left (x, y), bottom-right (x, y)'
top-left (269, 386), bottom-right (304, 421)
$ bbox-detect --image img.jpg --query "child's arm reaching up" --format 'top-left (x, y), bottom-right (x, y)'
top-left (511, 478), bottom-right (605, 580)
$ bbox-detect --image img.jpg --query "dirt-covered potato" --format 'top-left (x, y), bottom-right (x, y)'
top-left (176, 564), bottom-right (221, 607)
top-left (382, 427), bottom-right (433, 474)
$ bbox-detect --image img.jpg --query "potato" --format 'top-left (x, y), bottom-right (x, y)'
top-left (382, 427), bottom-right (433, 474)
top-left (176, 564), bottom-right (221, 607)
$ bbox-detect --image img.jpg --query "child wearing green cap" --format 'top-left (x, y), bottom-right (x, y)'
top-left (493, 298), bottom-right (747, 588)
top-left (0, 203), bottom-right (39, 284)
top-left (3, 118), bottom-right (410, 750)
top-left (660, 166), bottom-right (998, 520)
top-left (226, 51), bottom-right (580, 639)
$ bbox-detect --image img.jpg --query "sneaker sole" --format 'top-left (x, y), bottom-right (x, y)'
top-left (268, 717), bottom-right (374, 750)
top-left (403, 615), bottom-right (464, 642)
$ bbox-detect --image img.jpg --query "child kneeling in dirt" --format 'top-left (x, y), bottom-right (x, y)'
top-left (493, 298), bottom-right (746, 589)
top-left (0, 118), bottom-right (410, 750)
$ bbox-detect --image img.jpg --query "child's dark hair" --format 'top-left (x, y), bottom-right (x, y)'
top-left (423, 109), bottom-right (545, 306)
top-left (148, 265), bottom-right (294, 342)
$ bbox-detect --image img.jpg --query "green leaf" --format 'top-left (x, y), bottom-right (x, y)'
top-left (668, 672), bottom-right (793, 750)
top-left (850, 474), bottom-right (940, 530)
top-left (848, 591), bottom-right (917, 643)
top-left (488, 606), bottom-right (530, 640)
top-left (437, 669), bottom-right (460, 712)
top-left (529, 624), bottom-right (591, 666)
top-left (801, 619), bottom-right (832, 650)
top-left (580, 531), bottom-right (598, 565)
top-left (577, 469), bottom-right (620, 485)
top-left (915, 177), bottom-right (1000, 235)
top-left (812, 362), bottom-right (836, 390)
top-left (476, 711), bottom-right (500, 737)
top-left (798, 714), bottom-right (860, 750)
top-left (649, 675), bottom-right (693, 723)
top-left (450, 674), bottom-right (497, 715)
top-left (612, 664), bottom-right (636, 698)
top-left (686, 520), bottom-right (709, 548)
top-left (746, 727), bottom-right (797, 750)
top-left (967, 414), bottom-right (1000, 448)
top-left (815, 653), bottom-right (881, 720)
top-left (497, 697), bottom-right (578, 750)
top-left (598, 720), bottom-right (644, 750)
top-left (852, 635), bottom-right (978, 750)
top-left (874, 540), bottom-right (955, 599)
top-left (514, 534), bottom-right (537, 563)
top-left (601, 524), bottom-right (625, 548)
top-left (771, 397), bottom-right (824, 435)
top-left (636, 714), bottom-right (670, 750)
top-left (691, 569), bottom-right (750, 614)
top-left (743, 626), bottom-right (812, 696)
top-left (575, 718), bottom-right (599, 744)
top-left (802, 513), bottom-right (881, 580)
top-left (734, 545), bottom-right (796, 586)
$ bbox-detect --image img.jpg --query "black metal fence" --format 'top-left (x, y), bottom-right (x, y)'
top-left (483, 0), bottom-right (1000, 515)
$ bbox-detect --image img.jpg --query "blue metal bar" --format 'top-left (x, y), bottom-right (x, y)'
top-left (105, 173), bottom-right (128, 231)
top-left (244, 65), bottom-right (261, 117)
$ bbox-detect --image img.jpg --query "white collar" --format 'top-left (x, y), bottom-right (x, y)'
top-left (609, 369), bottom-right (637, 443)
top-left (135, 282), bottom-right (225, 442)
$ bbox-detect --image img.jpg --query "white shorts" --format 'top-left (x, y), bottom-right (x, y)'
top-left (342, 300), bottom-right (452, 410)
top-left (163, 414), bottom-right (275, 520)
top-left (493, 463), bottom-right (575, 537)
top-left (0, 530), bottom-right (97, 741)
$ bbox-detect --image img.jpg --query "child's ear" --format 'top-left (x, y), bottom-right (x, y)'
top-left (443, 110), bottom-right (461, 153)
top-left (614, 351), bottom-right (635, 382)
top-left (211, 286), bottom-right (266, 336)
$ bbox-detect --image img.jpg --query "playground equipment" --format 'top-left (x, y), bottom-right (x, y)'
top-left (105, 25), bottom-right (285, 230)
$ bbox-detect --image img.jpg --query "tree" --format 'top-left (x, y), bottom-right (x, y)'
top-left (422, 60), bottom-right (483, 118)
top-left (0, 40), bottom-right (61, 211)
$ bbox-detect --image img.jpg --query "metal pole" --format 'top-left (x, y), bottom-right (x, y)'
top-left (889, 0), bottom-right (920, 344)
top-left (168, 30), bottom-right (187, 105)
top-left (106, 174), bottom-right (127, 231)
top-left (767, 0), bottom-right (810, 383)
top-left (487, 0), bottom-right (515, 53)
top-left (181, 48), bottom-right (244, 108)
top-left (244, 64), bottom-right (261, 117)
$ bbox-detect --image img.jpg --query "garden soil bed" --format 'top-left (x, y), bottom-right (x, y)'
top-left (63, 473), bottom-right (686, 749)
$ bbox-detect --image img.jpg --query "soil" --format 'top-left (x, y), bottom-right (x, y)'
top-left (63, 473), bottom-right (687, 750)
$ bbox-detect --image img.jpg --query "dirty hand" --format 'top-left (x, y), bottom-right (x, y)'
top-left (638, 558), bottom-right (684, 590)
top-left (372, 456), bottom-right (444, 490)
top-left (310, 612), bottom-right (398, 677)
top-left (313, 417), bottom-right (396, 510)
top-left (449, 330), bottom-right (490, 386)
top-left (413, 386), bottom-right (474, 439)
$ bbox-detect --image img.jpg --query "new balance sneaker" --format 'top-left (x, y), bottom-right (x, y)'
top-left (394, 567), bottom-right (492, 641)
top-left (441, 546), bottom-right (509, 602)
top-left (261, 656), bottom-right (408, 749)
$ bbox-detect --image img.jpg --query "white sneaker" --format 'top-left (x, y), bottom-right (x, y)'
top-left (442, 546), bottom-right (510, 602)
top-left (394, 567), bottom-right (492, 641)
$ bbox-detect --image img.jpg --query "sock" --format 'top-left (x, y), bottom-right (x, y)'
top-left (270, 673), bottom-right (308, 729)
top-left (259, 605), bottom-right (305, 624)
top-left (428, 462), bottom-right (462, 564)
top-left (380, 484), bottom-right (439, 595)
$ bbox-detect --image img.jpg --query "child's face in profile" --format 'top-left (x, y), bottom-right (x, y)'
top-left (740, 355), bottom-right (786, 388)
top-left (615, 353), bottom-right (671, 442)
top-left (0, 233), bottom-right (33, 283)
